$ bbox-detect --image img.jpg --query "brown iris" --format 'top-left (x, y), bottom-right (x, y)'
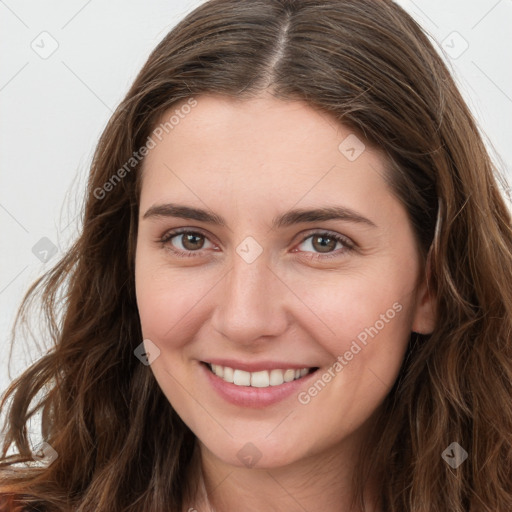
top-left (311, 235), bottom-right (337, 253)
top-left (181, 233), bottom-right (205, 250)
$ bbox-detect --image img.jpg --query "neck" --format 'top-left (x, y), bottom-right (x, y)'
top-left (183, 433), bottom-right (382, 512)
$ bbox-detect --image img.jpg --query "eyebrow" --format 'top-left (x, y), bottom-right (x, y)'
top-left (142, 203), bottom-right (377, 228)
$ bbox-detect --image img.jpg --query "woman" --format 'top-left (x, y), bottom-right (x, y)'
top-left (1, 0), bottom-right (511, 510)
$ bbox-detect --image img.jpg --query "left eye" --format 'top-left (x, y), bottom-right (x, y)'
top-left (296, 233), bottom-right (350, 254)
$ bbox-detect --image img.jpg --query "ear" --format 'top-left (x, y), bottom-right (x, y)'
top-left (411, 274), bottom-right (437, 335)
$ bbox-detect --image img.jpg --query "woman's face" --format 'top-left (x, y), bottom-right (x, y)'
top-left (135, 93), bottom-right (435, 468)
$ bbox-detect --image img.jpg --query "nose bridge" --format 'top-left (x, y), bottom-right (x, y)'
top-left (212, 249), bottom-right (287, 343)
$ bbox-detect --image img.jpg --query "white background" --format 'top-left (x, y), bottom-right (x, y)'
top-left (1, 0), bottom-right (511, 397)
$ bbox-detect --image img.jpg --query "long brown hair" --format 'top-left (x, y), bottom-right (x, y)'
top-left (1, 0), bottom-right (512, 510)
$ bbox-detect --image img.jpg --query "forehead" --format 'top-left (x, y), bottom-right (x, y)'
top-left (139, 94), bottom-right (394, 220)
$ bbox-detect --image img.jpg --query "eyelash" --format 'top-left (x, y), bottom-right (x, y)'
top-left (159, 228), bottom-right (355, 260)
top-left (294, 231), bottom-right (355, 260)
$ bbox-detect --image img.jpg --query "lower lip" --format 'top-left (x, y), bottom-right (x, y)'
top-left (201, 363), bottom-right (318, 408)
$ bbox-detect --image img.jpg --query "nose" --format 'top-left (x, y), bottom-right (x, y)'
top-left (211, 252), bottom-right (290, 346)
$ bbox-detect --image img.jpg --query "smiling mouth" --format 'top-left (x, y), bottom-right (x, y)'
top-left (203, 362), bottom-right (319, 388)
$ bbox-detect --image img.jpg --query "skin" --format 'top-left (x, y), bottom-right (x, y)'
top-left (135, 92), bottom-right (436, 512)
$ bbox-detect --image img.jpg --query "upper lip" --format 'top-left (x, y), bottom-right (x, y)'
top-left (203, 359), bottom-right (318, 372)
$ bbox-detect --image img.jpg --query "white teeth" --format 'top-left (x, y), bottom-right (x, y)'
top-left (212, 364), bottom-right (224, 378)
top-left (283, 369), bottom-right (295, 382)
top-left (269, 369), bottom-right (284, 386)
top-left (251, 370), bottom-right (270, 387)
top-left (208, 364), bottom-right (312, 388)
top-left (233, 369), bottom-right (251, 386)
top-left (223, 366), bottom-right (234, 383)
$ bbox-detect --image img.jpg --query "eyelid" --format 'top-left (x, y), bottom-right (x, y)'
top-left (159, 227), bottom-right (219, 258)
top-left (296, 228), bottom-right (355, 248)
top-left (158, 227), bottom-right (219, 245)
top-left (159, 227), bottom-right (356, 259)
top-left (291, 229), bottom-right (356, 260)
top-left (160, 226), bottom-right (214, 244)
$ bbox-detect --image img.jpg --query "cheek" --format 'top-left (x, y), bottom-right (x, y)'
top-left (134, 254), bottom-right (211, 428)
top-left (288, 265), bottom-right (418, 421)
top-left (290, 280), bottom-right (413, 439)
top-left (135, 255), bottom-right (213, 347)
top-left (136, 250), bottom-right (417, 357)
top-left (288, 264), bottom-right (416, 359)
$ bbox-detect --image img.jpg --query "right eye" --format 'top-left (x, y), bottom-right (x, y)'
top-left (160, 229), bottom-right (218, 257)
